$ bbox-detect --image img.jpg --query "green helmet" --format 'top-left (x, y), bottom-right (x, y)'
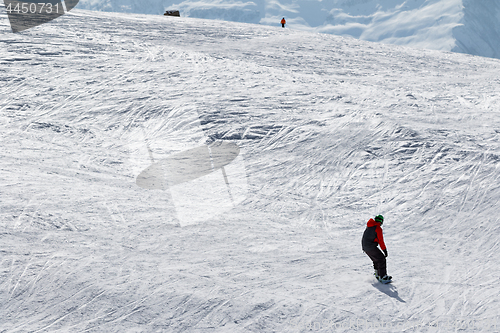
top-left (375, 215), bottom-right (384, 225)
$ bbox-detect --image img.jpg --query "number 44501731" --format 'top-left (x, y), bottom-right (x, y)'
top-left (6, 2), bottom-right (64, 14)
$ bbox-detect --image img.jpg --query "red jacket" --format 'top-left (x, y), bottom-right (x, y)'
top-left (362, 218), bottom-right (386, 250)
top-left (281, 18), bottom-right (286, 24)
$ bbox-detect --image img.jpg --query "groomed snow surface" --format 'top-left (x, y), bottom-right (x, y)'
top-left (74, 0), bottom-right (500, 60)
top-left (1, 9), bottom-right (500, 333)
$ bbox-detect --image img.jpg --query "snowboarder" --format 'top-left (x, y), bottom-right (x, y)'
top-left (281, 17), bottom-right (286, 28)
top-left (362, 215), bottom-right (392, 283)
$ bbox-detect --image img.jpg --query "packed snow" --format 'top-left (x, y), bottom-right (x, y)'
top-left (1, 8), bottom-right (500, 332)
top-left (73, 0), bottom-right (500, 59)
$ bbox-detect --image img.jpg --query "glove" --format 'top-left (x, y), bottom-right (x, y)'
top-left (383, 249), bottom-right (388, 257)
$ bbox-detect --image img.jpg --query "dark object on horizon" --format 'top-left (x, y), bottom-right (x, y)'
top-left (164, 10), bottom-right (180, 17)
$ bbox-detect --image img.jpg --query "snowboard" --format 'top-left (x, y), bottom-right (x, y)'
top-left (378, 278), bottom-right (392, 284)
top-left (374, 272), bottom-right (392, 284)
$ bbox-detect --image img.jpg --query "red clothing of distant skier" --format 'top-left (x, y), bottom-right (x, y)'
top-left (363, 218), bottom-right (386, 250)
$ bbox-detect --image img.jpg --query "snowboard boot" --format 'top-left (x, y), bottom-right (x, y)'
top-left (374, 270), bottom-right (379, 279)
top-left (378, 275), bottom-right (392, 283)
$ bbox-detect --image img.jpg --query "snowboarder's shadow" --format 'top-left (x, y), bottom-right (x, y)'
top-left (372, 282), bottom-right (406, 303)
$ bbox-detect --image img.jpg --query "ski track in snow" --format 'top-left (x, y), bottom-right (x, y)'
top-left (1, 9), bottom-right (500, 333)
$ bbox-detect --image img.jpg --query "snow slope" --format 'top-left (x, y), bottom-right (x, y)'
top-left (2, 8), bottom-right (500, 332)
top-left (321, 0), bottom-right (500, 59)
top-left (320, 0), bottom-right (463, 51)
top-left (73, 0), bottom-right (500, 59)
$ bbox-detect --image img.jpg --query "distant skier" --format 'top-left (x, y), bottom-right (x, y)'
top-left (281, 17), bottom-right (286, 28)
top-left (362, 215), bottom-right (392, 283)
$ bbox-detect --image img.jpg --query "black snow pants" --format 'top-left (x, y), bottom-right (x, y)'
top-left (363, 247), bottom-right (387, 277)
